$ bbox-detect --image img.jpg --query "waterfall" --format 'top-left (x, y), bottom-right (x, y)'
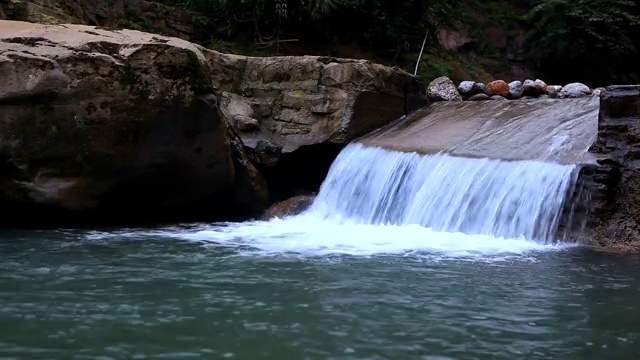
top-left (309, 143), bottom-right (580, 243)
top-left (159, 98), bottom-right (597, 255)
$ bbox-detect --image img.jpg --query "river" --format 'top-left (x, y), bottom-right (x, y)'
top-left (1, 223), bottom-right (640, 359)
top-left (2, 142), bottom-right (639, 359)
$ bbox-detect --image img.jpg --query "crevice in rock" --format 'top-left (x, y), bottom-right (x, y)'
top-left (255, 143), bottom-right (345, 203)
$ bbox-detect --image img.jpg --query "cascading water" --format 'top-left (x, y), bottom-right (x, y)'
top-left (150, 97), bottom-right (598, 255)
top-left (308, 143), bottom-right (580, 243)
top-left (111, 140), bottom-right (584, 256)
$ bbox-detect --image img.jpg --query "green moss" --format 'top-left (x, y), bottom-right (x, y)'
top-left (418, 55), bottom-right (454, 81)
top-left (411, 47), bottom-right (493, 84)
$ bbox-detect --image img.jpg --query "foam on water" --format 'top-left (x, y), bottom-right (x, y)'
top-left (167, 215), bottom-right (572, 258)
top-left (85, 143), bottom-right (581, 258)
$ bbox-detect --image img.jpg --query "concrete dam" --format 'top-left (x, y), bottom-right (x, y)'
top-left (359, 96), bottom-right (600, 165)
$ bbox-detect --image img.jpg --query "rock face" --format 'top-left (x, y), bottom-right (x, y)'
top-left (427, 77), bottom-right (462, 101)
top-left (222, 55), bottom-right (426, 200)
top-left (437, 29), bottom-right (473, 52)
top-left (587, 85), bottom-right (640, 251)
top-left (0, 20), bottom-right (267, 225)
top-left (217, 55), bottom-right (425, 159)
top-left (0, 21), bottom-right (425, 226)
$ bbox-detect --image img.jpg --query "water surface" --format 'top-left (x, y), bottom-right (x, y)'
top-left (1, 224), bottom-right (639, 360)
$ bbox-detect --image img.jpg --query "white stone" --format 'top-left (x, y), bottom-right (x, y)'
top-left (428, 77), bottom-right (462, 101)
top-left (560, 83), bottom-right (592, 98)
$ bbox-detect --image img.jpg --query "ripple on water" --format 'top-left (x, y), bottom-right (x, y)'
top-left (1, 225), bottom-right (639, 360)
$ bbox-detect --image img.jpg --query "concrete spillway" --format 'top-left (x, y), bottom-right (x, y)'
top-left (360, 97), bottom-right (600, 165)
top-left (166, 96), bottom-right (602, 250)
top-left (310, 143), bottom-right (580, 242)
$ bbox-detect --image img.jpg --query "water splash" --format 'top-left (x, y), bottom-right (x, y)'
top-left (173, 216), bottom-right (570, 258)
top-left (83, 143), bottom-right (583, 257)
top-left (309, 143), bottom-right (579, 243)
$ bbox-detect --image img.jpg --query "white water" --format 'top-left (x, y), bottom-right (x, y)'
top-left (310, 143), bottom-right (579, 242)
top-left (100, 143), bottom-right (581, 258)
top-left (168, 216), bottom-right (564, 259)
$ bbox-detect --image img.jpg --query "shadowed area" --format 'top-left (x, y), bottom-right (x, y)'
top-left (361, 97), bottom-right (600, 165)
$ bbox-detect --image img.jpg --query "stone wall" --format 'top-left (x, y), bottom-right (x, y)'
top-left (214, 55), bottom-right (427, 201)
top-left (587, 85), bottom-right (640, 251)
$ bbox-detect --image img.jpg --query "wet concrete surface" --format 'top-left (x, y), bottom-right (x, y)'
top-left (361, 97), bottom-right (600, 165)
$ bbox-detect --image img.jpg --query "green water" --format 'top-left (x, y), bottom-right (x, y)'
top-left (1, 228), bottom-right (640, 359)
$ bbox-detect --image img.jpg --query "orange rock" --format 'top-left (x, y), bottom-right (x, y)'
top-left (263, 196), bottom-right (315, 219)
top-left (486, 80), bottom-right (510, 97)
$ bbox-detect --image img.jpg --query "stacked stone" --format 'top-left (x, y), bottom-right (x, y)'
top-left (426, 76), bottom-right (604, 102)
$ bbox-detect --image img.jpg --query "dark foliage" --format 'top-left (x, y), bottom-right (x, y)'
top-left (525, 0), bottom-right (640, 85)
top-left (164, 0), bottom-right (640, 85)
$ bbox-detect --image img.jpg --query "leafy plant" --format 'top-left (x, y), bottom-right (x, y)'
top-left (165, 0), bottom-right (456, 61)
top-left (525, 0), bottom-right (640, 85)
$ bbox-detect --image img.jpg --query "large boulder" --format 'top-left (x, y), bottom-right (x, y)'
top-left (0, 20), bottom-right (268, 225)
top-left (210, 52), bottom-right (426, 203)
top-left (215, 55), bottom-right (426, 159)
top-left (0, 21), bottom-right (426, 226)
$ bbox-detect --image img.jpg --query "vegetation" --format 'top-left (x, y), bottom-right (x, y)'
top-left (162, 0), bottom-right (458, 74)
top-left (525, 0), bottom-right (640, 85)
top-left (161, 0), bottom-right (639, 86)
